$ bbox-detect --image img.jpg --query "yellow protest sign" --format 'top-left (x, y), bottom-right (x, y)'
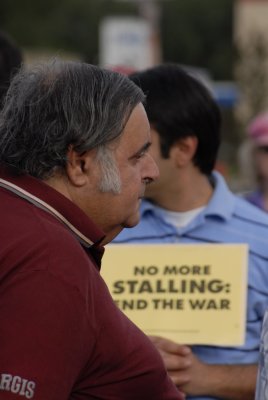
top-left (101, 244), bottom-right (248, 346)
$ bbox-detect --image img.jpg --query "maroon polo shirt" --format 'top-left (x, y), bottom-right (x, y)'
top-left (0, 167), bottom-right (182, 400)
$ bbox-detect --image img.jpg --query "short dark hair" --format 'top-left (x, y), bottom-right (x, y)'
top-left (0, 31), bottom-right (22, 106)
top-left (0, 59), bottom-right (145, 179)
top-left (129, 64), bottom-right (221, 175)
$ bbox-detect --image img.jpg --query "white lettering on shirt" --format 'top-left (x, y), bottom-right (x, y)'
top-left (0, 373), bottom-right (36, 398)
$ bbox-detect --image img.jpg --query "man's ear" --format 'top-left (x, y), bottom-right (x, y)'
top-left (170, 136), bottom-right (198, 167)
top-left (65, 146), bottom-right (94, 187)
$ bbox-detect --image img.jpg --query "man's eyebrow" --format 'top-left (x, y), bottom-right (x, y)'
top-left (129, 141), bottom-right (152, 159)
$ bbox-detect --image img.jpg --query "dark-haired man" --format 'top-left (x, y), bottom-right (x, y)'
top-left (114, 64), bottom-right (268, 400)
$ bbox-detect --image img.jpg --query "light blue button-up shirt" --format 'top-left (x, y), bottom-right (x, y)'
top-left (113, 172), bottom-right (268, 400)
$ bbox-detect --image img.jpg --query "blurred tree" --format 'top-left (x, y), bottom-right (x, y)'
top-left (161, 0), bottom-right (233, 80)
top-left (0, 0), bottom-right (137, 62)
top-left (0, 0), bottom-right (233, 78)
top-left (0, 0), bottom-right (238, 182)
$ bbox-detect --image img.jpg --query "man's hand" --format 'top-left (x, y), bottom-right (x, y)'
top-left (149, 335), bottom-right (210, 395)
top-left (149, 336), bottom-right (257, 400)
top-left (149, 336), bottom-right (192, 387)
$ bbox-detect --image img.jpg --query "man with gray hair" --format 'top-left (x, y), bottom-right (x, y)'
top-left (0, 60), bottom-right (182, 399)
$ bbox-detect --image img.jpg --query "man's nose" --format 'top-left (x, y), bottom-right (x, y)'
top-left (145, 153), bottom-right (159, 183)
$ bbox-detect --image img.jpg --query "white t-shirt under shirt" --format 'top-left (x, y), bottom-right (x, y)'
top-left (154, 205), bottom-right (205, 229)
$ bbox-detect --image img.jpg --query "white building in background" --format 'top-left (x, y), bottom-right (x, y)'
top-left (234, 0), bottom-right (268, 190)
top-left (235, 0), bottom-right (268, 42)
top-left (234, 0), bottom-right (268, 121)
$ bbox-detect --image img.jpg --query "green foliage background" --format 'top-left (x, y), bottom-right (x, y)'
top-left (1, 0), bottom-right (240, 178)
top-left (0, 0), bottom-right (233, 80)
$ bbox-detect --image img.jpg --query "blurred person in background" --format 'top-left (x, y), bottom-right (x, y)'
top-left (0, 31), bottom-right (22, 106)
top-left (113, 64), bottom-right (268, 400)
top-left (244, 111), bottom-right (268, 212)
top-left (0, 59), bottom-right (183, 400)
top-left (255, 308), bottom-right (268, 399)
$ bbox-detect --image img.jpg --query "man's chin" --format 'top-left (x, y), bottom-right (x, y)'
top-left (123, 214), bottom-right (140, 229)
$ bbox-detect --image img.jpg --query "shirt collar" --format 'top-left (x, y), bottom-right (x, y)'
top-left (141, 171), bottom-right (235, 222)
top-left (204, 171), bottom-right (235, 221)
top-left (0, 166), bottom-right (106, 260)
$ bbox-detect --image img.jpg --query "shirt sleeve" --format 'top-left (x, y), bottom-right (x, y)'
top-left (0, 270), bottom-right (93, 400)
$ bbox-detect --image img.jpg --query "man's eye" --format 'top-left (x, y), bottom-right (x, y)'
top-left (136, 150), bottom-right (146, 159)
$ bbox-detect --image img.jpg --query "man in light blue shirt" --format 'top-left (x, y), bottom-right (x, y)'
top-left (113, 64), bottom-right (268, 400)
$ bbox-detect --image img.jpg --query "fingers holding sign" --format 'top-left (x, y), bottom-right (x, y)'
top-left (148, 336), bottom-right (192, 384)
top-left (148, 335), bottom-right (212, 396)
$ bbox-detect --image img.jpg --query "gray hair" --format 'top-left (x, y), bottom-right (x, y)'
top-left (97, 145), bottom-right (122, 194)
top-left (0, 59), bottom-right (145, 180)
